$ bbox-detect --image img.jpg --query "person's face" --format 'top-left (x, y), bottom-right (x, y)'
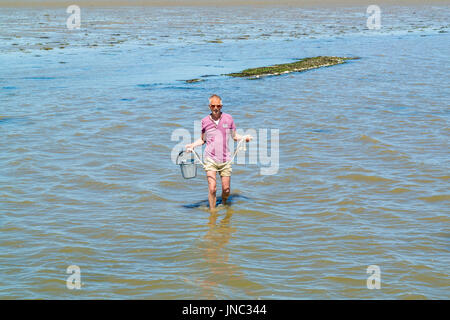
top-left (209, 98), bottom-right (222, 116)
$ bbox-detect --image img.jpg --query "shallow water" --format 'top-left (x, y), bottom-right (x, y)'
top-left (0, 5), bottom-right (449, 299)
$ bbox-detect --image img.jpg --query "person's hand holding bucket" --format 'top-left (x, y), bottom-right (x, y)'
top-left (185, 143), bottom-right (194, 153)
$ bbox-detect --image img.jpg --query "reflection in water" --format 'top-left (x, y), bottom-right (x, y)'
top-left (195, 208), bottom-right (246, 299)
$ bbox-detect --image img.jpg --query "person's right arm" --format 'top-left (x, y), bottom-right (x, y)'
top-left (185, 133), bottom-right (205, 152)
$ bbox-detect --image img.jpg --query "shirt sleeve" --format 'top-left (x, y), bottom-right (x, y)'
top-left (230, 116), bottom-right (236, 130)
top-left (201, 118), bottom-right (206, 134)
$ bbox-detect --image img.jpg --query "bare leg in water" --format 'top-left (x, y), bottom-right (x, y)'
top-left (220, 175), bottom-right (231, 206)
top-left (207, 172), bottom-right (231, 211)
top-left (207, 171), bottom-right (217, 211)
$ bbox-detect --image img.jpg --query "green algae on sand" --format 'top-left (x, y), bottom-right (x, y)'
top-left (226, 56), bottom-right (358, 78)
top-left (185, 78), bottom-right (204, 83)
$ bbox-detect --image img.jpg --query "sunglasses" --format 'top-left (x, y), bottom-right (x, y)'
top-left (210, 104), bottom-right (222, 108)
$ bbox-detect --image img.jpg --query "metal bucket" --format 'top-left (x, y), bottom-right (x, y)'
top-left (180, 159), bottom-right (197, 179)
top-left (176, 151), bottom-right (197, 179)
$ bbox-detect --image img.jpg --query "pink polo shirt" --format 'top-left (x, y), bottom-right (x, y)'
top-left (201, 112), bottom-right (236, 163)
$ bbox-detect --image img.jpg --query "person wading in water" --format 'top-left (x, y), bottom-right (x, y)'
top-left (185, 94), bottom-right (252, 211)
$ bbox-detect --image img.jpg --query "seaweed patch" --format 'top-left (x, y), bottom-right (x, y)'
top-left (226, 56), bottom-right (359, 79)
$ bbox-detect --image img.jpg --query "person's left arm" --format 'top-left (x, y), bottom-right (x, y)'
top-left (231, 129), bottom-right (253, 142)
top-left (229, 116), bottom-right (253, 142)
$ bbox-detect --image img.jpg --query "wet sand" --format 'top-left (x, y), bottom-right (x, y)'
top-left (1, 0), bottom-right (449, 7)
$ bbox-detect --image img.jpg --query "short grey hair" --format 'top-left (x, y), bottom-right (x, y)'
top-left (209, 94), bottom-right (222, 105)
